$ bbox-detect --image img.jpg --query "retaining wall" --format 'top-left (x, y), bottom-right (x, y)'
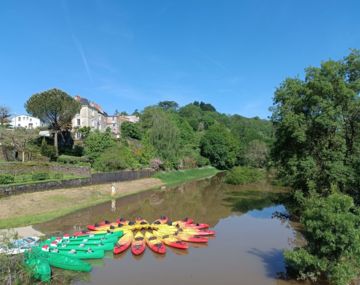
top-left (0, 169), bottom-right (154, 196)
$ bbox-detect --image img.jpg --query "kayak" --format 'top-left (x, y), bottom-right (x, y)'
top-left (64, 231), bottom-right (122, 240)
top-left (155, 228), bottom-right (208, 243)
top-left (88, 222), bottom-right (134, 232)
top-left (131, 231), bottom-right (146, 256)
top-left (152, 216), bottom-right (168, 225)
top-left (41, 245), bottom-right (104, 259)
top-left (153, 231), bottom-right (188, 249)
top-left (49, 241), bottom-right (114, 251)
top-left (61, 238), bottom-right (115, 246)
top-left (152, 225), bottom-right (215, 236)
top-left (134, 217), bottom-right (150, 230)
top-left (116, 217), bottom-right (131, 225)
top-left (144, 231), bottom-right (166, 254)
top-left (173, 221), bottom-right (209, 230)
top-left (73, 230), bottom-right (123, 238)
top-left (24, 256), bottom-right (51, 282)
top-left (113, 231), bottom-right (133, 255)
top-left (29, 247), bottom-right (92, 272)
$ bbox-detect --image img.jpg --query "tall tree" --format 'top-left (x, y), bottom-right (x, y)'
top-left (158, 101), bottom-right (179, 111)
top-left (0, 128), bottom-right (37, 162)
top-left (25, 88), bottom-right (80, 157)
top-left (0, 106), bottom-right (11, 127)
top-left (200, 124), bottom-right (238, 169)
top-left (271, 50), bottom-right (360, 196)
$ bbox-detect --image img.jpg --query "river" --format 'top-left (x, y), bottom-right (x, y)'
top-left (36, 173), bottom-right (310, 285)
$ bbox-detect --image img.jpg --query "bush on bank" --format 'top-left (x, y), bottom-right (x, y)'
top-left (225, 166), bottom-right (264, 185)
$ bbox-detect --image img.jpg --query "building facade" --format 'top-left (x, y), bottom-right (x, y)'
top-left (72, 96), bottom-right (140, 139)
top-left (72, 96), bottom-right (108, 139)
top-left (10, 115), bottom-right (42, 129)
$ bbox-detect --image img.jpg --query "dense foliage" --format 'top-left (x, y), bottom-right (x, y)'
top-left (284, 193), bottom-right (360, 285)
top-left (271, 50), bottom-right (360, 197)
top-left (225, 166), bottom-right (264, 185)
top-left (271, 50), bottom-right (360, 285)
top-left (25, 88), bottom-right (81, 156)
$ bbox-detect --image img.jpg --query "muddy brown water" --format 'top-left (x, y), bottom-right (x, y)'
top-left (36, 174), bottom-right (312, 285)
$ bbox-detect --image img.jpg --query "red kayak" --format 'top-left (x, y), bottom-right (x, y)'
top-left (131, 232), bottom-right (146, 256)
top-left (113, 231), bottom-right (133, 255)
top-left (152, 216), bottom-right (169, 225)
top-left (176, 233), bottom-right (208, 243)
top-left (153, 231), bottom-right (188, 249)
top-left (145, 231), bottom-right (166, 254)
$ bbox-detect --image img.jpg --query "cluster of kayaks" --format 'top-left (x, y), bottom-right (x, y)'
top-left (23, 216), bottom-right (215, 282)
top-left (86, 216), bottom-right (215, 256)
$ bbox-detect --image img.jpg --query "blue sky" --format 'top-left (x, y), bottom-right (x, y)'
top-left (0, 0), bottom-right (359, 118)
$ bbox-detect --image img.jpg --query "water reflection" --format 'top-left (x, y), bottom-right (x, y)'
top-left (35, 173), bottom-right (310, 285)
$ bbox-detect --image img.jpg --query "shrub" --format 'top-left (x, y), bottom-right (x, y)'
top-left (93, 144), bottom-right (139, 172)
top-left (57, 155), bottom-right (89, 165)
top-left (0, 174), bottom-right (15, 185)
top-left (121, 122), bottom-right (142, 140)
top-left (225, 166), bottom-right (264, 185)
top-left (31, 172), bottom-right (50, 181)
top-left (40, 138), bottom-right (56, 159)
top-left (53, 173), bottom-right (64, 180)
top-left (284, 193), bottom-right (360, 285)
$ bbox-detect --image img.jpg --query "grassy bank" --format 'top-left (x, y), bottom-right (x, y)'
top-left (0, 178), bottom-right (164, 229)
top-left (154, 166), bottom-right (221, 186)
top-left (0, 167), bottom-right (220, 229)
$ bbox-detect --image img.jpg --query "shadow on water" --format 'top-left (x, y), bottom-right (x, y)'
top-left (248, 248), bottom-right (286, 278)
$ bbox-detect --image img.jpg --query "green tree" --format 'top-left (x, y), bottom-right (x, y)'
top-left (158, 101), bottom-right (179, 111)
top-left (143, 107), bottom-right (181, 166)
top-left (200, 124), bottom-right (238, 169)
top-left (244, 140), bottom-right (269, 168)
top-left (25, 88), bottom-right (80, 157)
top-left (93, 144), bottom-right (139, 171)
top-left (0, 128), bottom-right (38, 162)
top-left (78, 127), bottom-right (91, 139)
top-left (271, 50), bottom-right (360, 196)
top-left (284, 192), bottom-right (360, 285)
top-left (84, 130), bottom-right (114, 162)
top-left (0, 106), bottom-right (11, 127)
top-left (121, 122), bottom-right (142, 140)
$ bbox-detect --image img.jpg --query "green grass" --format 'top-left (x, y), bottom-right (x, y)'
top-left (225, 166), bottom-right (265, 185)
top-left (0, 186), bottom-right (161, 229)
top-left (154, 166), bottom-right (220, 186)
top-left (0, 173), bottom-right (85, 187)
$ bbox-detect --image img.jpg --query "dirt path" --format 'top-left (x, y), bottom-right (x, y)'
top-left (0, 178), bottom-right (163, 227)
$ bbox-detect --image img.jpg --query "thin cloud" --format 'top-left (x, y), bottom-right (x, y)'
top-left (71, 34), bottom-right (93, 82)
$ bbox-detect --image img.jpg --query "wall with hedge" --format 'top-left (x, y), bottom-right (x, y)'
top-left (0, 162), bottom-right (91, 177)
top-left (0, 169), bottom-right (154, 196)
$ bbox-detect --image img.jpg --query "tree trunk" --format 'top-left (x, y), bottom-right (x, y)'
top-left (54, 131), bottom-right (59, 157)
top-left (22, 151), bottom-right (25, 162)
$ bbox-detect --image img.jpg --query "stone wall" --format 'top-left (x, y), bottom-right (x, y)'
top-left (0, 162), bottom-right (91, 177)
top-left (0, 169), bottom-right (154, 196)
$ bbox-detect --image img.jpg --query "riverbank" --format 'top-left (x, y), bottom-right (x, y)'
top-left (0, 167), bottom-right (220, 229)
top-left (154, 166), bottom-right (220, 186)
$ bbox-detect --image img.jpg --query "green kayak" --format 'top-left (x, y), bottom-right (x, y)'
top-left (69, 231), bottom-right (123, 239)
top-left (52, 242), bottom-right (114, 251)
top-left (53, 248), bottom-right (105, 259)
top-left (30, 247), bottom-right (92, 272)
top-left (62, 239), bottom-right (116, 246)
top-left (25, 256), bottom-right (51, 282)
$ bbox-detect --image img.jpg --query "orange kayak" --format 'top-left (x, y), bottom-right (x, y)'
top-left (113, 231), bottom-right (133, 255)
top-left (145, 231), bottom-right (166, 254)
top-left (131, 232), bottom-right (146, 256)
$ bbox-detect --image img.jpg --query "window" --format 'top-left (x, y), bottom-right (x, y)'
top-left (30, 118), bottom-right (32, 122)
top-left (77, 119), bottom-right (80, 126)
top-left (18, 117), bottom-right (21, 121)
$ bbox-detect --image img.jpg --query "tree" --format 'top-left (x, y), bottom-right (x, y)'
top-left (271, 50), bottom-right (360, 196)
top-left (121, 122), bottom-right (142, 140)
top-left (284, 193), bottom-right (360, 285)
top-left (143, 108), bottom-right (181, 166)
top-left (78, 126), bottom-right (91, 139)
top-left (0, 106), bottom-right (11, 127)
top-left (158, 101), bottom-right (179, 111)
top-left (200, 124), bottom-right (238, 169)
top-left (0, 128), bottom-right (38, 162)
top-left (25, 88), bottom-right (80, 157)
top-left (244, 140), bottom-right (269, 168)
top-left (84, 130), bottom-right (114, 162)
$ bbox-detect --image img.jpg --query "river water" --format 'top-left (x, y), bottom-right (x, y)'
top-left (36, 174), bottom-right (310, 285)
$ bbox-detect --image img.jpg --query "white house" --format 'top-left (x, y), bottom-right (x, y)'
top-left (10, 115), bottom-right (42, 129)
